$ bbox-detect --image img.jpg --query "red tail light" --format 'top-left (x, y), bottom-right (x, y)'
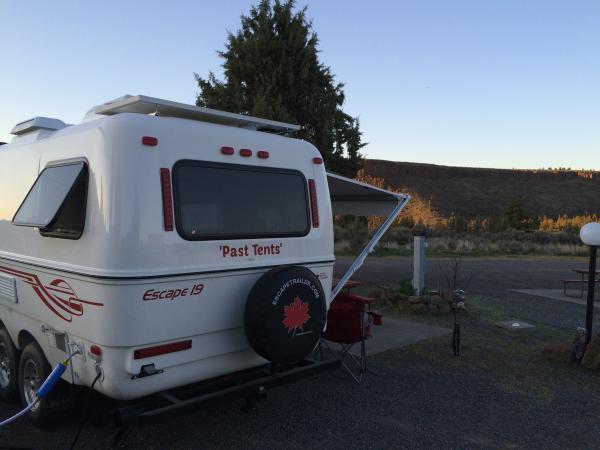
top-left (240, 149), bottom-right (252, 157)
top-left (89, 345), bottom-right (102, 356)
top-left (221, 146), bottom-right (235, 155)
top-left (134, 340), bottom-right (192, 360)
top-left (257, 150), bottom-right (269, 159)
top-left (142, 136), bottom-right (158, 146)
top-left (312, 157), bottom-right (323, 165)
top-left (308, 179), bottom-right (319, 228)
top-left (160, 168), bottom-right (174, 231)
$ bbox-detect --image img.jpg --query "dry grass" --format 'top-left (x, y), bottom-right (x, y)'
top-left (374, 236), bottom-right (588, 256)
top-left (375, 294), bottom-right (600, 401)
top-left (335, 223), bottom-right (588, 256)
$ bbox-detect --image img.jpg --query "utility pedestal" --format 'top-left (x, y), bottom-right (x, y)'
top-left (413, 235), bottom-right (426, 294)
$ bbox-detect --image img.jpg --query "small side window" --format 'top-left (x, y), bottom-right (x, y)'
top-left (12, 162), bottom-right (88, 240)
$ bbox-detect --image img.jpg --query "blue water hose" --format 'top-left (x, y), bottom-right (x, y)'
top-left (0, 398), bottom-right (39, 426)
top-left (0, 352), bottom-right (78, 427)
top-left (36, 360), bottom-right (67, 399)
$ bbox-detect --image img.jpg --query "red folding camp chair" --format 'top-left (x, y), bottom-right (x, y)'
top-left (318, 293), bottom-right (381, 382)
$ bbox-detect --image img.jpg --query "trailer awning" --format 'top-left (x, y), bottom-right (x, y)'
top-left (326, 172), bottom-right (409, 217)
top-left (326, 172), bottom-right (410, 300)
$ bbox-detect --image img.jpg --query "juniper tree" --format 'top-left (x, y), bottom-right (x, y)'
top-left (195, 0), bottom-right (364, 176)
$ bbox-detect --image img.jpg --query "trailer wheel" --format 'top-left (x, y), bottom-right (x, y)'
top-left (19, 341), bottom-right (52, 426)
top-left (245, 266), bottom-right (326, 365)
top-left (0, 327), bottom-right (19, 402)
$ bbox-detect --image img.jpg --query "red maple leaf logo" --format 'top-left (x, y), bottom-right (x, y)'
top-left (282, 297), bottom-right (311, 334)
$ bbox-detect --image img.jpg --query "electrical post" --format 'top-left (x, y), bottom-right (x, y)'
top-left (413, 235), bottom-right (426, 294)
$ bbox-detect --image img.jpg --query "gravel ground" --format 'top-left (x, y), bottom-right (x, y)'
top-left (2, 348), bottom-right (599, 449)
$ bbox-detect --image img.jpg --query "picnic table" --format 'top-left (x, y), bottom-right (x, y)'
top-left (562, 269), bottom-right (600, 298)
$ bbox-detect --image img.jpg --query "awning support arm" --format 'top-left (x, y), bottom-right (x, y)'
top-left (331, 196), bottom-right (410, 299)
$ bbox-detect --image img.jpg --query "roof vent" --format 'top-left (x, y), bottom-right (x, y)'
top-left (11, 117), bottom-right (68, 136)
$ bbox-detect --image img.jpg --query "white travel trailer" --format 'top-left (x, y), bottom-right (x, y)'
top-left (0, 95), bottom-right (408, 425)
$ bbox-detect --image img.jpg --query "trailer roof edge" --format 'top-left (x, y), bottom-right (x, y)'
top-left (93, 95), bottom-right (301, 133)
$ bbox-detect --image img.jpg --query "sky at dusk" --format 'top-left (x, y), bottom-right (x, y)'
top-left (1, 0), bottom-right (598, 170)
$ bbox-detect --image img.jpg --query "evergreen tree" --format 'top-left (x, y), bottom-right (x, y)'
top-left (195, 0), bottom-right (364, 176)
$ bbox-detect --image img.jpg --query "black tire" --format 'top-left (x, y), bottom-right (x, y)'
top-left (0, 327), bottom-right (19, 402)
top-left (19, 341), bottom-right (52, 427)
top-left (244, 266), bottom-right (326, 365)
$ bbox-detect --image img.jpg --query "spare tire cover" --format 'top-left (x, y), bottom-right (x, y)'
top-left (244, 266), bottom-right (326, 365)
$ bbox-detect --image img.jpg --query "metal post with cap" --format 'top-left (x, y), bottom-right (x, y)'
top-left (580, 222), bottom-right (600, 345)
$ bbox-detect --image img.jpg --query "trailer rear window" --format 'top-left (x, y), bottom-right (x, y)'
top-left (12, 162), bottom-right (88, 240)
top-left (173, 161), bottom-right (310, 240)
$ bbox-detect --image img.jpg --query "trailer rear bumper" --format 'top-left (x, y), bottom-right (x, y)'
top-left (114, 357), bottom-right (340, 440)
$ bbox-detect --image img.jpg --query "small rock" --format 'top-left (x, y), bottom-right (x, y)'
top-left (440, 289), bottom-right (453, 300)
top-left (388, 293), bottom-right (408, 304)
top-left (430, 294), bottom-right (443, 302)
top-left (408, 295), bottom-right (423, 305)
top-left (436, 301), bottom-right (451, 314)
top-left (581, 333), bottom-right (600, 370)
top-left (543, 342), bottom-right (573, 364)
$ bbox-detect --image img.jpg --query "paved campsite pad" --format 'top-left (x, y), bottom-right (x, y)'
top-left (513, 289), bottom-right (600, 307)
top-left (323, 318), bottom-right (451, 357)
top-left (358, 318), bottom-right (451, 356)
top-left (335, 255), bottom-right (591, 295)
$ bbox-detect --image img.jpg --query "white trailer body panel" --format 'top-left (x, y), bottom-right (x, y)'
top-left (1, 114), bottom-right (333, 278)
top-left (0, 96), bottom-right (407, 400)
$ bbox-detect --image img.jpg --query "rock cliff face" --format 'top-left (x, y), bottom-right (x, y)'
top-left (363, 159), bottom-right (600, 218)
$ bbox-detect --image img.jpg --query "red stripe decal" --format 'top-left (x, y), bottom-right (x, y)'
top-left (0, 266), bottom-right (103, 322)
